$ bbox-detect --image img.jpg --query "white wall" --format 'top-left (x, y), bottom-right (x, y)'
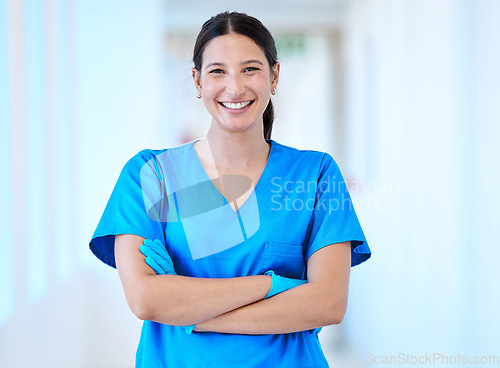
top-left (340, 0), bottom-right (500, 364)
top-left (1, 1), bottom-right (166, 367)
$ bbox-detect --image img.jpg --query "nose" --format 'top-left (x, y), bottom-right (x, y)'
top-left (226, 75), bottom-right (245, 96)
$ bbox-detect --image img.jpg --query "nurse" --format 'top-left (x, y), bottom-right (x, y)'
top-left (90, 11), bottom-right (371, 368)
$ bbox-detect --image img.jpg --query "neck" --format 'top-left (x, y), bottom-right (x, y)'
top-left (204, 121), bottom-right (270, 171)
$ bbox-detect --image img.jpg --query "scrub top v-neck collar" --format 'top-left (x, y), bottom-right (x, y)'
top-left (190, 138), bottom-right (275, 214)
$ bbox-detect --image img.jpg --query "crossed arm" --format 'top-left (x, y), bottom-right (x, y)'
top-left (115, 234), bottom-right (351, 334)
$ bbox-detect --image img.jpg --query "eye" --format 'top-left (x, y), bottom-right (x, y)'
top-left (244, 67), bottom-right (260, 73)
top-left (209, 69), bottom-right (224, 74)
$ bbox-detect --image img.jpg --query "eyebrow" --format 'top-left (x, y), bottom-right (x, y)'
top-left (204, 60), bottom-right (264, 70)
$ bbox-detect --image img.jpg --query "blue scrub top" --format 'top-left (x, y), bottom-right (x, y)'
top-left (90, 139), bottom-right (371, 368)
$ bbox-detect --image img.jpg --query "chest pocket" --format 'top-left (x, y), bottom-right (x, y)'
top-left (259, 242), bottom-right (306, 280)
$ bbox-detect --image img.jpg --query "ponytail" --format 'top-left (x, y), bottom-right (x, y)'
top-left (263, 100), bottom-right (274, 140)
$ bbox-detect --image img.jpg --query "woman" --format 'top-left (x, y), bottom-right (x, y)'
top-left (90, 11), bottom-right (371, 368)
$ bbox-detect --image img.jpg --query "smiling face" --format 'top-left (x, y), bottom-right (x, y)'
top-left (193, 32), bottom-right (280, 135)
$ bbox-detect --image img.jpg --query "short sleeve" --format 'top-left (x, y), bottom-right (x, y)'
top-left (304, 153), bottom-right (371, 267)
top-left (89, 150), bottom-right (165, 268)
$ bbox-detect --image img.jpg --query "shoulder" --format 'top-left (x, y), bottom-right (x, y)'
top-left (271, 140), bottom-right (338, 172)
top-left (121, 148), bottom-right (166, 174)
top-left (121, 140), bottom-right (195, 177)
top-left (127, 140), bottom-right (195, 166)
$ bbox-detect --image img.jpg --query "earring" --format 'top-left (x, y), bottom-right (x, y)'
top-left (197, 91), bottom-right (201, 99)
top-left (271, 88), bottom-right (277, 95)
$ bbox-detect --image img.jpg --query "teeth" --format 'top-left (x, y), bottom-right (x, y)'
top-left (221, 101), bottom-right (252, 109)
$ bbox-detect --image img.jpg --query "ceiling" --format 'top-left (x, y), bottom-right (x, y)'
top-left (163, 0), bottom-right (349, 34)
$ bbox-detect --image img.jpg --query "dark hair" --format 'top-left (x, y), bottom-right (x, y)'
top-left (193, 11), bottom-right (278, 139)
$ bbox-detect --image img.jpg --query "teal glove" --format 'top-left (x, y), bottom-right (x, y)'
top-left (140, 238), bottom-right (196, 334)
top-left (140, 239), bottom-right (177, 275)
top-left (264, 270), bottom-right (307, 299)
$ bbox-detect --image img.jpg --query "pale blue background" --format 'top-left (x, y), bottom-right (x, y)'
top-left (1, 1), bottom-right (499, 367)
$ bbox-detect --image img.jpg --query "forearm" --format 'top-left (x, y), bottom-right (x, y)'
top-left (194, 281), bottom-right (347, 335)
top-left (129, 273), bottom-right (271, 326)
top-left (115, 234), bottom-right (272, 326)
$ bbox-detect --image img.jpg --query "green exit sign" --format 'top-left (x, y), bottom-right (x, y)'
top-left (275, 34), bottom-right (308, 57)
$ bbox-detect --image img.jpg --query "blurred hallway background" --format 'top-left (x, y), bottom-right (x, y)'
top-left (1, 0), bottom-right (499, 367)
